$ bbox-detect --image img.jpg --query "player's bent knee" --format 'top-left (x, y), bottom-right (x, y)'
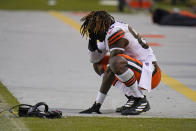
top-left (93, 63), bottom-right (104, 76)
top-left (109, 56), bottom-right (128, 75)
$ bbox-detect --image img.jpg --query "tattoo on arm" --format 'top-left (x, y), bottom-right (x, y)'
top-left (128, 25), bottom-right (149, 49)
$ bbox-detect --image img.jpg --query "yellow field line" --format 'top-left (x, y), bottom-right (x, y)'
top-left (162, 72), bottom-right (196, 102)
top-left (49, 11), bottom-right (196, 103)
top-left (48, 11), bottom-right (80, 31)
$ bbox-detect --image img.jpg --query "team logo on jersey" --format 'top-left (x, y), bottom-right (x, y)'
top-left (145, 62), bottom-right (149, 66)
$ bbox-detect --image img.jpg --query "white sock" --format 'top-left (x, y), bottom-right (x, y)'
top-left (118, 84), bottom-right (144, 98)
top-left (116, 69), bottom-right (144, 98)
top-left (95, 91), bottom-right (106, 104)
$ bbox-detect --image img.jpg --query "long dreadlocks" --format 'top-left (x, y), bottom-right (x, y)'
top-left (80, 11), bottom-right (115, 38)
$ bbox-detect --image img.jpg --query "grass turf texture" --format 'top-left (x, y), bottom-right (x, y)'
top-left (22, 117), bottom-right (196, 131)
top-left (0, 0), bottom-right (192, 12)
top-left (0, 0), bottom-right (118, 12)
top-left (1, 82), bottom-right (196, 131)
top-left (0, 82), bottom-right (28, 131)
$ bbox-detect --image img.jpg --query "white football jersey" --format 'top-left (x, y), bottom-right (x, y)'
top-left (104, 21), bottom-right (157, 62)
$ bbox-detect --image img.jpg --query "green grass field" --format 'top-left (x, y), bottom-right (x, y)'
top-left (0, 0), bottom-right (193, 12)
top-left (0, 0), bottom-right (118, 12)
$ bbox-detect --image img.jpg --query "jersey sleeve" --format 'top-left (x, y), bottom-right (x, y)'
top-left (106, 27), bottom-right (126, 48)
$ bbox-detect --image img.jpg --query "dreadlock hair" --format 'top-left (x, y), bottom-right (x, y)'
top-left (80, 10), bottom-right (115, 37)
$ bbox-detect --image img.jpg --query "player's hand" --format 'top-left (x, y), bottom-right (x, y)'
top-left (79, 102), bottom-right (102, 114)
top-left (88, 32), bottom-right (102, 53)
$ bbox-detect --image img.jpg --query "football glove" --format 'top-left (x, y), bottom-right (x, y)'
top-left (88, 32), bottom-right (102, 53)
top-left (79, 102), bottom-right (102, 114)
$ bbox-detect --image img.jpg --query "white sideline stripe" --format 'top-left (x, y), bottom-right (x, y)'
top-left (100, 0), bottom-right (118, 6)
